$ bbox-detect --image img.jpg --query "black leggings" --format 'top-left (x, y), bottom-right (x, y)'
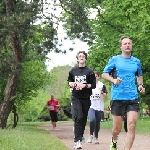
top-left (50, 112), bottom-right (58, 122)
top-left (88, 108), bottom-right (102, 138)
top-left (71, 96), bottom-right (91, 142)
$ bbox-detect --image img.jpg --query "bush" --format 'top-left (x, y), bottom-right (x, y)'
top-left (58, 108), bottom-right (69, 121)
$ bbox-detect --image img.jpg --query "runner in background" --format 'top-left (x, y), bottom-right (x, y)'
top-left (87, 71), bottom-right (108, 144)
top-left (47, 93), bottom-right (59, 130)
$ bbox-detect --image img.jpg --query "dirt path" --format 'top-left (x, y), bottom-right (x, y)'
top-left (39, 122), bottom-right (150, 150)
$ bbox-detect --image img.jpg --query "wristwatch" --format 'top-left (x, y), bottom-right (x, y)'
top-left (139, 84), bottom-right (144, 87)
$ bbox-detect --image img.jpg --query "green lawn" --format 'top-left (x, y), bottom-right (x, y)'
top-left (0, 122), bottom-right (69, 150)
top-left (0, 117), bottom-right (149, 150)
top-left (99, 116), bottom-right (150, 135)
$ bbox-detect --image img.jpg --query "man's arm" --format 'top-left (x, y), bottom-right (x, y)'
top-left (102, 73), bottom-right (114, 83)
top-left (68, 70), bottom-right (76, 88)
top-left (73, 71), bottom-right (96, 90)
top-left (136, 76), bottom-right (143, 86)
top-left (137, 76), bottom-right (145, 93)
top-left (102, 73), bottom-right (122, 85)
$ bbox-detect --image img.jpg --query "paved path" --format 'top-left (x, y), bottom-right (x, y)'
top-left (39, 122), bottom-right (150, 150)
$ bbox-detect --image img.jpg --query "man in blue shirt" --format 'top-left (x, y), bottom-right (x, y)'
top-left (102, 36), bottom-right (145, 150)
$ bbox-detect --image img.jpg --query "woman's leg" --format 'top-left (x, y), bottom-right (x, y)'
top-left (50, 112), bottom-right (56, 130)
top-left (88, 108), bottom-right (96, 136)
top-left (94, 110), bottom-right (101, 138)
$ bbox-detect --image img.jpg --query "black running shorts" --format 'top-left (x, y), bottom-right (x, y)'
top-left (50, 111), bottom-right (58, 122)
top-left (110, 100), bottom-right (139, 116)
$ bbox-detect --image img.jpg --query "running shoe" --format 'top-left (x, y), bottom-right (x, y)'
top-left (94, 137), bottom-right (99, 144)
top-left (110, 140), bottom-right (117, 150)
top-left (77, 140), bottom-right (82, 149)
top-left (87, 135), bottom-right (93, 143)
top-left (74, 142), bottom-right (77, 149)
top-left (74, 140), bottom-right (82, 149)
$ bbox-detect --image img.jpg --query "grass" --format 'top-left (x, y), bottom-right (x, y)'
top-left (0, 122), bottom-right (69, 150)
top-left (136, 116), bottom-right (150, 134)
top-left (99, 116), bottom-right (150, 135)
top-left (0, 117), bottom-right (150, 150)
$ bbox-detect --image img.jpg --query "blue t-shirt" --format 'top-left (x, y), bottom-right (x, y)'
top-left (103, 55), bottom-right (142, 100)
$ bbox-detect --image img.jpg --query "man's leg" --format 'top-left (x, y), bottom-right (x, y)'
top-left (112, 115), bottom-right (123, 141)
top-left (72, 100), bottom-right (83, 142)
top-left (124, 111), bottom-right (138, 150)
top-left (81, 99), bottom-right (91, 137)
top-left (110, 115), bottom-right (122, 149)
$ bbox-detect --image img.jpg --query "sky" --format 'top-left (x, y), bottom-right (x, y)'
top-left (46, 39), bottom-right (89, 71)
top-left (44, 1), bottom-right (97, 71)
top-left (45, 18), bottom-right (89, 71)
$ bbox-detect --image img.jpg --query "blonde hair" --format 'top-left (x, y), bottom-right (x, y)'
top-left (51, 93), bottom-right (54, 97)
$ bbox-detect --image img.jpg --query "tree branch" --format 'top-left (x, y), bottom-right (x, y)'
top-left (97, 7), bottom-right (123, 34)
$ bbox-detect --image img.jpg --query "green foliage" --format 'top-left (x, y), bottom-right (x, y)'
top-left (19, 65), bottom-right (72, 122)
top-left (0, 1), bottom-right (68, 128)
top-left (39, 106), bottom-right (69, 122)
top-left (0, 1), bottom-right (59, 54)
top-left (18, 89), bottom-right (50, 122)
top-left (60, 0), bottom-right (93, 41)
top-left (56, 0), bottom-right (150, 109)
top-left (2, 0), bottom-right (150, 126)
top-left (58, 109), bottom-right (69, 121)
top-left (38, 106), bottom-right (50, 122)
top-left (16, 53), bottom-right (50, 102)
top-left (0, 0), bottom-right (65, 127)
top-left (85, 0), bottom-right (150, 106)
top-left (46, 65), bottom-right (72, 107)
top-left (44, 65), bottom-right (72, 120)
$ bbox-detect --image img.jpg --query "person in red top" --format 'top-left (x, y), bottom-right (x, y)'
top-left (47, 93), bottom-right (59, 130)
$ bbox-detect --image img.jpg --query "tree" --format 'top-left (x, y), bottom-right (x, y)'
top-left (0, 0), bottom-right (66, 128)
top-left (46, 65), bottom-right (72, 106)
top-left (36, 65), bottom-right (73, 121)
top-left (59, 0), bottom-right (150, 109)
top-left (86, 0), bottom-right (150, 107)
top-left (0, 0), bottom-right (24, 128)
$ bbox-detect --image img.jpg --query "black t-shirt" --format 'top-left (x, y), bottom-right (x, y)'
top-left (68, 66), bottom-right (96, 98)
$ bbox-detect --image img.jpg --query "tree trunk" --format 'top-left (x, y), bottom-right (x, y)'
top-left (0, 0), bottom-right (22, 128)
top-left (0, 71), bottom-right (19, 128)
